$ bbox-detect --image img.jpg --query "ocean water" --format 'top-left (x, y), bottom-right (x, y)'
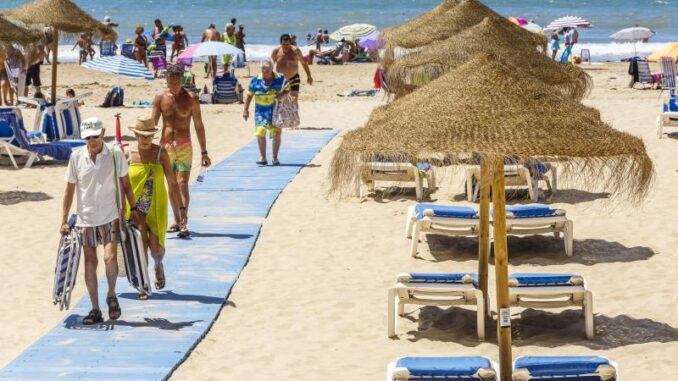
top-left (5, 0), bottom-right (677, 62)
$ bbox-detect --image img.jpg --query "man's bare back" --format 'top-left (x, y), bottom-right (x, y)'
top-left (155, 88), bottom-right (197, 141)
top-left (272, 45), bottom-right (302, 79)
top-left (202, 28), bottom-right (221, 42)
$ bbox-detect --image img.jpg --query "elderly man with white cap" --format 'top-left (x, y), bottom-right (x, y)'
top-left (61, 117), bottom-right (141, 325)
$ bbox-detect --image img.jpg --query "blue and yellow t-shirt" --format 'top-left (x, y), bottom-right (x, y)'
top-left (247, 73), bottom-right (290, 128)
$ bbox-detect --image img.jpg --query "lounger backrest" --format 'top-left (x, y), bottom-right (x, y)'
top-left (637, 59), bottom-right (653, 84)
top-left (0, 108), bottom-right (17, 142)
top-left (213, 76), bottom-right (239, 104)
top-left (120, 43), bottom-right (135, 59)
top-left (661, 57), bottom-right (676, 90)
top-left (1, 109), bottom-right (32, 149)
top-left (150, 54), bottom-right (168, 70)
top-left (100, 41), bottom-right (116, 56)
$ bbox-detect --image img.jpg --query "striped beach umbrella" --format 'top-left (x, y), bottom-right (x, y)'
top-left (544, 16), bottom-right (592, 30)
top-left (330, 24), bottom-right (377, 41)
top-left (81, 56), bottom-right (154, 80)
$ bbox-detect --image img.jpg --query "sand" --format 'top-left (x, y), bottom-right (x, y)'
top-left (1, 61), bottom-right (676, 380)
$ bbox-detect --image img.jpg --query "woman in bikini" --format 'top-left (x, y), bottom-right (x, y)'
top-left (126, 116), bottom-right (185, 299)
top-left (134, 26), bottom-right (148, 67)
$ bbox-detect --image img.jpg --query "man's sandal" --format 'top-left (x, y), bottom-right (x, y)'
top-left (106, 296), bottom-right (122, 320)
top-left (155, 263), bottom-right (166, 290)
top-left (178, 225), bottom-right (190, 238)
top-left (83, 309), bottom-right (103, 325)
top-left (167, 224), bottom-right (181, 233)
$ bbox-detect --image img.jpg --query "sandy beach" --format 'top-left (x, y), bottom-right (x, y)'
top-left (1, 60), bottom-right (677, 380)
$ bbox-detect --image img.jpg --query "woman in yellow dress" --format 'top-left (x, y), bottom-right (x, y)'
top-left (126, 116), bottom-right (185, 298)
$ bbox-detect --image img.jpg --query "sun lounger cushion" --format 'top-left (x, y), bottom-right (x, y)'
top-left (505, 204), bottom-right (557, 218)
top-left (514, 356), bottom-right (612, 379)
top-left (414, 204), bottom-right (478, 220)
top-left (396, 356), bottom-right (492, 377)
top-left (408, 272), bottom-right (479, 286)
top-left (509, 273), bottom-right (582, 287)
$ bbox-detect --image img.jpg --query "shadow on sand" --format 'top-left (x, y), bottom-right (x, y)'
top-left (0, 190), bottom-right (52, 205)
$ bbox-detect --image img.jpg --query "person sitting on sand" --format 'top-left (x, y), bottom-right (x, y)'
top-left (242, 59), bottom-right (290, 166)
top-left (126, 116), bottom-right (185, 299)
top-left (66, 88), bottom-right (84, 106)
top-left (61, 117), bottom-right (142, 324)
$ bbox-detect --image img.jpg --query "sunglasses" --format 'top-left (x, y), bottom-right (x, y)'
top-left (84, 135), bottom-right (101, 140)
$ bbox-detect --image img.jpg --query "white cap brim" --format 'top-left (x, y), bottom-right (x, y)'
top-left (81, 128), bottom-right (103, 139)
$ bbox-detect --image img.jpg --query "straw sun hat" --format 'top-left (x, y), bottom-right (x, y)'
top-left (128, 116), bottom-right (158, 136)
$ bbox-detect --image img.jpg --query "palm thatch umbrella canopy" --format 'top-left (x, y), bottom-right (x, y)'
top-left (2, 0), bottom-right (117, 104)
top-left (386, 16), bottom-right (592, 100)
top-left (382, 0), bottom-right (547, 68)
top-left (330, 55), bottom-right (652, 200)
top-left (0, 15), bottom-right (45, 46)
top-left (381, 0), bottom-right (459, 43)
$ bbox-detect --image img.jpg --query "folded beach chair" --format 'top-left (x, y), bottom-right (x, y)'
top-left (503, 204), bottom-right (573, 256)
top-left (360, 162), bottom-right (436, 201)
top-left (658, 56), bottom-right (676, 95)
top-left (509, 273), bottom-right (593, 339)
top-left (512, 356), bottom-right (618, 381)
top-left (388, 272), bottom-right (486, 340)
top-left (634, 58), bottom-right (655, 88)
top-left (52, 214), bottom-right (82, 311)
top-left (580, 49), bottom-right (591, 64)
top-left (119, 222), bottom-right (152, 297)
top-left (149, 50), bottom-right (168, 78)
top-left (120, 43), bottom-right (135, 60)
top-left (387, 356), bottom-right (497, 380)
top-left (657, 92), bottom-right (678, 138)
top-left (100, 41), bottom-right (117, 57)
top-left (212, 73), bottom-right (241, 104)
top-left (405, 204), bottom-right (480, 257)
top-left (0, 107), bottom-right (77, 168)
top-left (466, 163), bottom-right (557, 202)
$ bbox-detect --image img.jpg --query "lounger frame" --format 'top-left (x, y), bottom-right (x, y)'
top-left (466, 164), bottom-right (557, 202)
top-left (505, 211), bottom-right (573, 256)
top-left (387, 356), bottom-right (497, 381)
top-left (512, 356), bottom-right (618, 380)
top-left (359, 162), bottom-right (436, 201)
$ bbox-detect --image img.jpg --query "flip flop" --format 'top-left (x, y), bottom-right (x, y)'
top-left (178, 225), bottom-right (190, 238)
top-left (155, 263), bottom-right (166, 290)
top-left (167, 224), bottom-right (180, 233)
top-left (256, 160), bottom-right (268, 166)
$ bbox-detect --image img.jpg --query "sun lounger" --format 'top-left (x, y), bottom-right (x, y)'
top-left (387, 356), bottom-right (497, 380)
top-left (513, 356), bottom-right (617, 381)
top-left (388, 272), bottom-right (486, 340)
top-left (466, 163), bottom-right (557, 202)
top-left (405, 204), bottom-right (480, 257)
top-left (360, 162), bottom-right (436, 201)
top-left (657, 93), bottom-right (678, 138)
top-left (503, 204), bottom-right (573, 256)
top-left (52, 214), bottom-right (82, 310)
top-left (21, 94), bottom-right (89, 143)
top-left (509, 273), bottom-right (593, 339)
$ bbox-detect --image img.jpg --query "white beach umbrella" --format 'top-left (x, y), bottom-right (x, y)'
top-left (192, 41), bottom-right (243, 57)
top-left (544, 16), bottom-right (592, 31)
top-left (330, 24), bottom-right (377, 41)
top-left (81, 56), bottom-right (154, 80)
top-left (611, 27), bottom-right (656, 57)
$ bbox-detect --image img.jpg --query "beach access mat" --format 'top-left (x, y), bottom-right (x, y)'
top-left (0, 129), bottom-right (337, 381)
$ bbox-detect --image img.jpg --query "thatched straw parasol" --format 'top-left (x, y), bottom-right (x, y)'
top-left (386, 16), bottom-right (592, 100)
top-left (330, 55), bottom-right (652, 380)
top-left (2, 0), bottom-right (117, 104)
top-left (382, 0), bottom-right (547, 68)
top-left (0, 16), bottom-right (45, 47)
top-left (381, 0), bottom-right (459, 44)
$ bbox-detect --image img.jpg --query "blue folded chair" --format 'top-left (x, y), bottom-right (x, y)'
top-left (388, 356), bottom-right (497, 380)
top-left (100, 40), bottom-right (117, 57)
top-left (388, 272), bottom-right (486, 340)
top-left (513, 356), bottom-right (617, 381)
top-left (212, 73), bottom-right (241, 104)
top-left (509, 273), bottom-right (594, 339)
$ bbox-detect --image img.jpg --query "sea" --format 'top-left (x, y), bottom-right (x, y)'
top-left (5, 0), bottom-right (678, 62)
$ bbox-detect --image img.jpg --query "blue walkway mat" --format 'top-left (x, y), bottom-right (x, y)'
top-left (0, 130), bottom-right (337, 381)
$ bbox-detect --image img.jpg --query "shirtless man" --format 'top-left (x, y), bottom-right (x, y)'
top-left (152, 64), bottom-right (211, 238)
top-left (201, 24), bottom-right (221, 78)
top-left (271, 33), bottom-right (313, 108)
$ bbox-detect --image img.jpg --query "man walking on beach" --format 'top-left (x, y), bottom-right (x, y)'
top-left (153, 64), bottom-right (211, 238)
top-left (201, 24), bottom-right (221, 78)
top-left (271, 33), bottom-right (313, 108)
top-left (61, 117), bottom-right (141, 325)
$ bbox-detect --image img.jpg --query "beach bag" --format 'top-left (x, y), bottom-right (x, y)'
top-left (52, 214), bottom-right (82, 310)
top-left (102, 87), bottom-right (124, 107)
top-left (111, 144), bottom-right (152, 296)
top-left (273, 93), bottom-right (300, 129)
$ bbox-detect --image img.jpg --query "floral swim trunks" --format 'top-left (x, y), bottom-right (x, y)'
top-left (161, 137), bottom-right (193, 172)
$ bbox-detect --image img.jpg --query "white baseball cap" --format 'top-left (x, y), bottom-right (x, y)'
top-left (80, 117), bottom-right (104, 139)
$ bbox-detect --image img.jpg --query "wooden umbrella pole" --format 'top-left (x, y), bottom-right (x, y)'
top-left (477, 157), bottom-right (491, 316)
top-left (492, 157), bottom-right (512, 380)
top-left (50, 30), bottom-right (58, 105)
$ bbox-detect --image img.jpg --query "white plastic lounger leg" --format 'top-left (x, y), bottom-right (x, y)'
top-left (528, 176), bottom-right (539, 202)
top-left (657, 115), bottom-right (663, 139)
top-left (405, 205), bottom-right (415, 238)
top-left (466, 173), bottom-right (474, 202)
top-left (2, 144), bottom-right (19, 169)
top-left (414, 170), bottom-right (423, 201)
top-left (564, 219), bottom-right (574, 256)
top-left (551, 166), bottom-right (558, 193)
top-left (584, 290), bottom-right (594, 339)
top-left (476, 290), bottom-right (485, 341)
top-left (410, 222), bottom-right (421, 257)
top-left (427, 170), bottom-right (436, 191)
top-left (388, 288), bottom-right (396, 337)
top-left (24, 153), bottom-right (39, 169)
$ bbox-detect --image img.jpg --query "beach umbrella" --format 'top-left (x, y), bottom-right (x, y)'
top-left (0, 16), bottom-right (45, 47)
top-left (2, 0), bottom-right (117, 105)
top-left (381, 0), bottom-right (546, 69)
top-left (358, 31), bottom-right (383, 50)
top-left (329, 24), bottom-right (377, 42)
top-left (386, 16), bottom-right (591, 100)
top-left (176, 43), bottom-right (200, 66)
top-left (81, 56), bottom-right (154, 81)
top-left (544, 16), bottom-right (592, 30)
top-left (611, 27), bottom-right (656, 57)
top-left (191, 41), bottom-right (243, 57)
top-left (647, 41), bottom-right (678, 61)
top-left (329, 55), bottom-right (653, 380)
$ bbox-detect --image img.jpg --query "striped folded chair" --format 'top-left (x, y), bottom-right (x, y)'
top-left (388, 272), bottom-right (486, 340)
top-left (513, 356), bottom-right (617, 381)
top-left (212, 73), bottom-right (242, 104)
top-left (509, 273), bottom-right (594, 339)
top-left (387, 356), bottom-right (497, 381)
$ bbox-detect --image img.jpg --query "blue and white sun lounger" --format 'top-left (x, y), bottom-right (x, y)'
top-left (360, 161), bottom-right (436, 201)
top-left (509, 273), bottom-right (594, 339)
top-left (387, 356), bottom-right (497, 380)
top-left (657, 91), bottom-right (678, 138)
top-left (503, 204), bottom-right (573, 256)
top-left (388, 272), bottom-right (485, 340)
top-left (512, 356), bottom-right (618, 381)
top-left (52, 214), bottom-right (82, 311)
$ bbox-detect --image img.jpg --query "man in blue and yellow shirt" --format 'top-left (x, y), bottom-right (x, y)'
top-left (243, 59), bottom-right (290, 166)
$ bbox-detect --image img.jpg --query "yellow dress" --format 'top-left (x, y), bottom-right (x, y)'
top-left (126, 153), bottom-right (168, 247)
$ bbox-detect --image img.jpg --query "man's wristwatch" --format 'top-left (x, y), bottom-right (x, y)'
top-left (201, 150), bottom-right (208, 155)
